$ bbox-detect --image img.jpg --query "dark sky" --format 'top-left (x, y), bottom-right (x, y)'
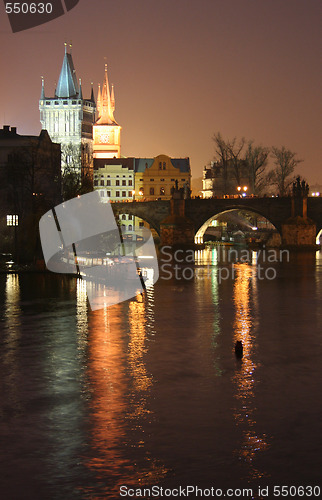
top-left (0, 0), bottom-right (321, 182)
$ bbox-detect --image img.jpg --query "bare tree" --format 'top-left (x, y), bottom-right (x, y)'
top-left (61, 143), bottom-right (93, 200)
top-left (268, 146), bottom-right (302, 196)
top-left (227, 136), bottom-right (246, 186)
top-left (212, 132), bottom-right (231, 194)
top-left (245, 142), bottom-right (270, 195)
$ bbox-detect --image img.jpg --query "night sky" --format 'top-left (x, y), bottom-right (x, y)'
top-left (0, 0), bottom-right (321, 183)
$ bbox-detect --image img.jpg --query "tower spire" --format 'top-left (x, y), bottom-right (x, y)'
top-left (96, 63), bottom-right (117, 125)
top-left (56, 43), bottom-right (78, 98)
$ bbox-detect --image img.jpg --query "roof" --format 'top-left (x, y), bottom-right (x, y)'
top-left (94, 157), bottom-right (135, 171)
top-left (135, 158), bottom-right (155, 172)
top-left (135, 157), bottom-right (190, 173)
top-left (56, 50), bottom-right (79, 98)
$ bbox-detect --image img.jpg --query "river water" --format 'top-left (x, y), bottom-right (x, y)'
top-left (0, 248), bottom-right (321, 499)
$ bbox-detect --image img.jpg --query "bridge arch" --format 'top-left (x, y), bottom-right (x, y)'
top-left (194, 208), bottom-right (280, 244)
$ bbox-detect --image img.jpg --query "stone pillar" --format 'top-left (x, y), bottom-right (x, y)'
top-left (160, 198), bottom-right (194, 247)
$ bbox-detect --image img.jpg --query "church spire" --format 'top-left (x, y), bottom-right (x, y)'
top-left (56, 43), bottom-right (79, 98)
top-left (96, 64), bottom-right (117, 125)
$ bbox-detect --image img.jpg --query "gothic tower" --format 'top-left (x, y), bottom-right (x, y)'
top-left (39, 43), bottom-right (96, 173)
top-left (93, 64), bottom-right (121, 159)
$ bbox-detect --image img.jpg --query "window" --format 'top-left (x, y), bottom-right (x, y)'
top-left (150, 178), bottom-right (154, 181)
top-left (150, 187), bottom-right (154, 195)
top-left (163, 162), bottom-right (166, 170)
top-left (128, 179), bottom-right (133, 186)
top-left (129, 191), bottom-right (133, 197)
top-left (122, 180), bottom-right (126, 186)
top-left (140, 178), bottom-right (143, 182)
top-left (181, 179), bottom-right (186, 182)
top-left (94, 180), bottom-right (98, 186)
top-left (159, 162), bottom-right (162, 170)
top-left (122, 191), bottom-right (126, 197)
top-left (139, 187), bottom-right (144, 195)
top-left (128, 215), bottom-right (133, 220)
top-left (106, 180), bottom-right (111, 186)
top-left (161, 178), bottom-right (165, 182)
top-left (100, 180), bottom-right (104, 186)
top-left (128, 225), bottom-right (133, 231)
top-left (115, 191), bottom-right (120, 197)
top-left (171, 179), bottom-right (175, 182)
top-left (107, 191), bottom-right (111, 197)
top-left (160, 187), bottom-right (165, 195)
top-left (116, 180), bottom-right (120, 186)
top-left (7, 215), bottom-right (18, 226)
top-left (122, 214), bottom-right (127, 220)
top-left (100, 191), bottom-right (105, 197)
top-left (139, 221), bottom-right (144, 227)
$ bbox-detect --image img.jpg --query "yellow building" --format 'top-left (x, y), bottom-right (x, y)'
top-left (134, 154), bottom-right (191, 201)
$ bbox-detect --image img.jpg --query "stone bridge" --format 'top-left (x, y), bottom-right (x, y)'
top-left (112, 197), bottom-right (322, 243)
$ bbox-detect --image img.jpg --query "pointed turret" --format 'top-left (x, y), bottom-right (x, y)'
top-left (111, 84), bottom-right (115, 112)
top-left (40, 76), bottom-right (45, 99)
top-left (90, 82), bottom-right (95, 104)
top-left (96, 64), bottom-right (118, 125)
top-left (56, 43), bottom-right (79, 98)
top-left (78, 78), bottom-right (83, 99)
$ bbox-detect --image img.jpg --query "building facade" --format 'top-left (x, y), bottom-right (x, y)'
top-left (134, 154), bottom-right (191, 201)
top-left (39, 44), bottom-right (96, 173)
top-left (0, 125), bottom-right (61, 259)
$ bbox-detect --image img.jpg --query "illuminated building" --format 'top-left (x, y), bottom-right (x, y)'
top-left (39, 43), bottom-right (96, 173)
top-left (202, 161), bottom-right (251, 198)
top-left (134, 154), bottom-right (191, 201)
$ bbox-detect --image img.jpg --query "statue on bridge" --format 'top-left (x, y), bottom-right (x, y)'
top-left (292, 176), bottom-right (309, 198)
top-left (170, 180), bottom-right (191, 200)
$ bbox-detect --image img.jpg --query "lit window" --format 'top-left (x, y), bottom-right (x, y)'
top-left (7, 215), bottom-right (18, 226)
top-left (160, 187), bottom-right (165, 195)
top-left (122, 191), bottom-right (126, 197)
top-left (150, 187), bottom-right (154, 195)
top-left (122, 180), bottom-right (126, 186)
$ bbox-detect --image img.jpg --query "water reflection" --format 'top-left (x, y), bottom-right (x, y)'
top-left (232, 263), bottom-right (269, 480)
top-left (82, 290), bottom-right (165, 497)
